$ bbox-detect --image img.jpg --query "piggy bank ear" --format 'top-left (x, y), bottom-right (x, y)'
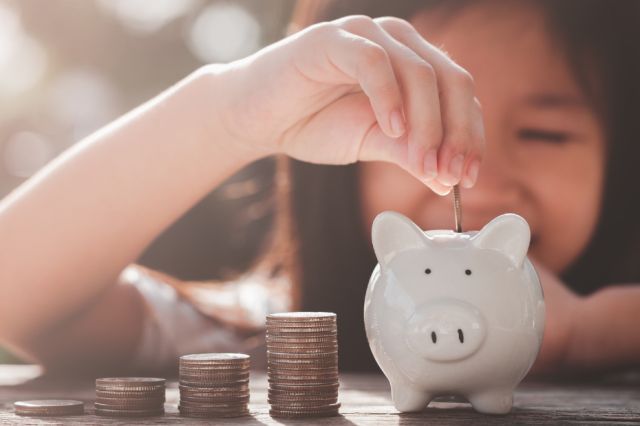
top-left (372, 211), bottom-right (428, 266)
top-left (472, 213), bottom-right (531, 267)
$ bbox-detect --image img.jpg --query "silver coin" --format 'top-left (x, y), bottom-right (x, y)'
top-left (95, 396), bottom-right (165, 405)
top-left (95, 389), bottom-right (165, 399)
top-left (266, 336), bottom-right (338, 344)
top-left (267, 312), bottom-right (336, 321)
top-left (179, 371), bottom-right (250, 379)
top-left (180, 393), bottom-right (249, 402)
top-left (180, 364), bottom-right (250, 371)
top-left (268, 350), bottom-right (337, 358)
top-left (269, 382), bottom-right (339, 392)
top-left (269, 394), bottom-right (337, 402)
top-left (179, 406), bottom-right (249, 418)
top-left (93, 402), bottom-right (164, 411)
top-left (14, 400), bottom-right (84, 416)
top-left (179, 383), bottom-right (249, 392)
top-left (96, 377), bottom-right (164, 387)
top-left (95, 407), bottom-right (164, 417)
top-left (180, 353), bottom-right (249, 362)
top-left (453, 184), bottom-right (463, 232)
top-left (269, 402), bottom-right (340, 418)
top-left (268, 387), bottom-right (338, 396)
top-left (267, 326), bottom-right (337, 333)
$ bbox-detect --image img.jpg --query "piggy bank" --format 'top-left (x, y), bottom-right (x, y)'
top-left (364, 211), bottom-right (545, 414)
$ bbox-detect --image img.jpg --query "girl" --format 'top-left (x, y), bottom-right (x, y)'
top-left (1, 0), bottom-right (639, 375)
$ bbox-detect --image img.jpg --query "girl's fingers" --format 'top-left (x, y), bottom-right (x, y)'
top-left (376, 17), bottom-right (485, 188)
top-left (460, 97), bottom-right (485, 188)
top-left (312, 24), bottom-right (406, 139)
top-left (334, 16), bottom-right (443, 181)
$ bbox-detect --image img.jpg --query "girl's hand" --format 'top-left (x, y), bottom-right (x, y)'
top-left (210, 16), bottom-right (485, 194)
top-left (529, 257), bottom-right (582, 375)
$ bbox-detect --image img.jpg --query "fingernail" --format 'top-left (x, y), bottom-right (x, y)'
top-left (439, 154), bottom-right (464, 186)
top-left (462, 159), bottom-right (480, 188)
top-left (389, 110), bottom-right (406, 138)
top-left (423, 149), bottom-right (438, 180)
top-left (435, 185), bottom-right (452, 196)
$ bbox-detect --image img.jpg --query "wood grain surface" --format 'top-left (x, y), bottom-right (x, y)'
top-left (1, 365), bottom-right (638, 425)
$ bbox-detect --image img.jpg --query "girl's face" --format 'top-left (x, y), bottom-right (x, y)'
top-left (359, 1), bottom-right (606, 274)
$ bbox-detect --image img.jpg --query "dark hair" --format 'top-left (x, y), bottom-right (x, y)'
top-left (283, 0), bottom-right (640, 371)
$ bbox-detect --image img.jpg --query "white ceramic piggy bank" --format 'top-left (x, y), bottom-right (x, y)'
top-left (364, 211), bottom-right (545, 414)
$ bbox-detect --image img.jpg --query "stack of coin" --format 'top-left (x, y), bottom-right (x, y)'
top-left (178, 353), bottom-right (250, 418)
top-left (266, 312), bottom-right (340, 418)
top-left (14, 400), bottom-right (84, 417)
top-left (95, 377), bottom-right (165, 417)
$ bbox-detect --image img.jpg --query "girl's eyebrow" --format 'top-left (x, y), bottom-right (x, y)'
top-left (524, 93), bottom-right (587, 109)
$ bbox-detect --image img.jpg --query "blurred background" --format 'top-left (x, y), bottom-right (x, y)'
top-left (0, 0), bottom-right (297, 362)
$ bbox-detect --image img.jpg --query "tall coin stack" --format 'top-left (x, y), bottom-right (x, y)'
top-left (95, 378), bottom-right (165, 417)
top-left (266, 312), bottom-right (340, 418)
top-left (178, 353), bottom-right (250, 418)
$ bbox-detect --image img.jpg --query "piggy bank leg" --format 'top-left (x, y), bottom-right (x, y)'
top-left (467, 388), bottom-right (513, 414)
top-left (390, 381), bottom-right (431, 412)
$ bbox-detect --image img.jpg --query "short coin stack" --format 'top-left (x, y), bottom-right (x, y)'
top-left (178, 353), bottom-right (250, 418)
top-left (266, 312), bottom-right (340, 418)
top-left (95, 377), bottom-right (165, 417)
top-left (14, 400), bottom-right (84, 417)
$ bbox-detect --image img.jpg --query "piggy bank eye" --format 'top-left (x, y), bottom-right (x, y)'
top-left (424, 268), bottom-right (432, 275)
top-left (465, 269), bottom-right (472, 276)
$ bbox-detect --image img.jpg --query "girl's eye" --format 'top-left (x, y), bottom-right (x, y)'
top-left (424, 268), bottom-right (432, 275)
top-left (518, 128), bottom-right (571, 144)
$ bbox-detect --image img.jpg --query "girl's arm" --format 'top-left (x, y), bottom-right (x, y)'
top-left (531, 258), bottom-right (639, 374)
top-left (0, 70), bottom-right (257, 370)
top-left (0, 17), bottom-right (484, 370)
top-left (567, 285), bottom-right (640, 370)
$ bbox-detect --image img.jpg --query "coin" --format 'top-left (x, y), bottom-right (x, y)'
top-left (178, 406), bottom-right (249, 418)
top-left (180, 394), bottom-right (249, 403)
top-left (267, 326), bottom-right (337, 334)
top-left (94, 376), bottom-right (166, 418)
top-left (96, 377), bottom-right (165, 388)
top-left (269, 394), bottom-right (337, 403)
top-left (180, 353), bottom-right (249, 363)
top-left (94, 401), bottom-right (163, 410)
top-left (178, 371), bottom-right (250, 381)
top-left (269, 402), bottom-right (341, 418)
top-left (178, 352), bottom-right (251, 418)
top-left (453, 184), bottom-right (462, 232)
top-left (180, 378), bottom-right (249, 389)
top-left (95, 407), bottom-right (164, 417)
top-left (14, 400), bottom-right (84, 417)
top-left (266, 346), bottom-right (338, 355)
top-left (268, 350), bottom-right (337, 359)
top-left (179, 384), bottom-right (249, 394)
top-left (94, 397), bottom-right (164, 407)
top-left (95, 389), bottom-right (165, 400)
top-left (266, 336), bottom-right (338, 344)
top-left (266, 312), bottom-right (340, 418)
top-left (268, 386), bottom-right (338, 396)
top-left (267, 312), bottom-right (336, 321)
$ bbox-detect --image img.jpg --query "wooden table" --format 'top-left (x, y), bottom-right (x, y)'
top-left (1, 365), bottom-right (639, 425)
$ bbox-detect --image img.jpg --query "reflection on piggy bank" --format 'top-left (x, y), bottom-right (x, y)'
top-left (364, 212), bottom-right (545, 414)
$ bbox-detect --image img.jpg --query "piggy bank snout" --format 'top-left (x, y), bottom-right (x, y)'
top-left (404, 300), bottom-right (487, 362)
